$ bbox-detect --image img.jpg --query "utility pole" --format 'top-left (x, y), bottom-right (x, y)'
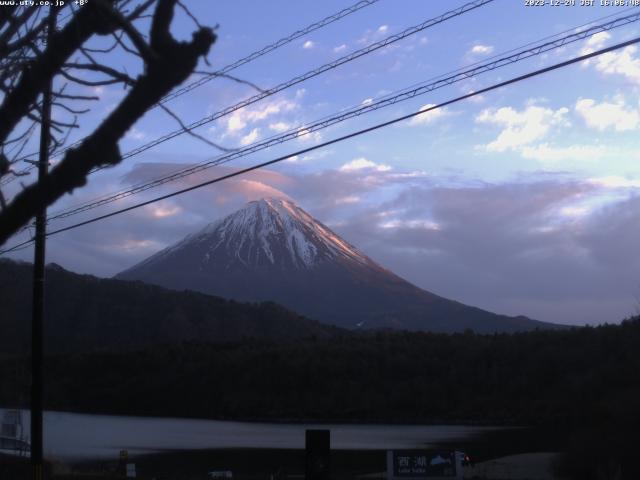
top-left (31, 6), bottom-right (56, 480)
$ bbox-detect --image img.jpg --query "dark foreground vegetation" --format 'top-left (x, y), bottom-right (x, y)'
top-left (0, 259), bottom-right (340, 355)
top-left (3, 319), bottom-right (637, 426)
top-left (2, 314), bottom-right (640, 478)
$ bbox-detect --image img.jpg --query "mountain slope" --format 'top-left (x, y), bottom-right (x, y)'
top-left (117, 198), bottom-right (558, 333)
top-left (0, 259), bottom-right (340, 354)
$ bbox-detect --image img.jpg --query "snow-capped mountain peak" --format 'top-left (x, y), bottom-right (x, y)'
top-left (141, 198), bottom-right (370, 271)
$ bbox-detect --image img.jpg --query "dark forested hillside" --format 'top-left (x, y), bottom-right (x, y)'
top-left (0, 259), bottom-right (341, 354)
top-left (2, 318), bottom-right (639, 429)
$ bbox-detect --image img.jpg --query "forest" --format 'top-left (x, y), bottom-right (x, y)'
top-left (2, 317), bottom-right (639, 427)
top-left (2, 315), bottom-right (640, 478)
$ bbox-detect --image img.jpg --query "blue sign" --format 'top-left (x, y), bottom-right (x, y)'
top-left (387, 450), bottom-right (459, 479)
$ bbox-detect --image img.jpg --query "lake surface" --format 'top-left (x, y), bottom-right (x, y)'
top-left (1, 408), bottom-right (499, 460)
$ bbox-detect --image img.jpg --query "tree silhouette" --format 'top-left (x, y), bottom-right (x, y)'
top-left (0, 0), bottom-right (216, 245)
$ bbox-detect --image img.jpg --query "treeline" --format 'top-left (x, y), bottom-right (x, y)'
top-left (0, 259), bottom-right (339, 355)
top-left (2, 318), bottom-right (640, 428)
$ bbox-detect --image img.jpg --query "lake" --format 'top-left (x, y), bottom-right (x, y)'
top-left (1, 408), bottom-right (499, 460)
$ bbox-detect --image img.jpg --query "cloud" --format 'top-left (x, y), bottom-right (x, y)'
top-left (240, 128), bottom-right (260, 146)
top-left (469, 44), bottom-right (493, 55)
top-left (269, 122), bottom-right (292, 133)
top-left (334, 195), bottom-right (360, 205)
top-left (520, 143), bottom-right (606, 163)
top-left (147, 203), bottom-right (182, 218)
top-left (476, 104), bottom-right (569, 152)
top-left (223, 98), bottom-right (298, 137)
top-left (585, 31), bottom-right (610, 49)
top-left (581, 33), bottom-right (640, 83)
top-left (296, 128), bottom-right (322, 143)
top-left (302, 40), bottom-right (314, 49)
top-left (406, 104), bottom-right (448, 126)
top-left (588, 175), bottom-right (640, 189)
top-left (377, 25), bottom-right (388, 34)
top-left (575, 97), bottom-right (639, 131)
top-left (125, 127), bottom-right (146, 141)
top-left (592, 46), bottom-right (640, 84)
top-left (339, 157), bottom-right (391, 172)
top-left (333, 44), bottom-right (347, 53)
top-left (331, 177), bottom-right (640, 324)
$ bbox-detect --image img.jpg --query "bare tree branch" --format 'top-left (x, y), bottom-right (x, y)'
top-left (0, 0), bottom-right (216, 245)
top-left (159, 103), bottom-right (236, 153)
top-left (63, 62), bottom-right (137, 86)
top-left (0, 2), bottom-right (123, 145)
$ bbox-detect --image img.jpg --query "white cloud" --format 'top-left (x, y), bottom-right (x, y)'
top-left (588, 176), bottom-right (640, 189)
top-left (378, 25), bottom-right (388, 34)
top-left (362, 98), bottom-right (374, 106)
top-left (226, 113), bottom-right (246, 134)
top-left (469, 44), bottom-right (493, 55)
top-left (580, 32), bottom-right (609, 67)
top-left (224, 98), bottom-right (298, 137)
top-left (148, 204), bottom-right (182, 218)
top-left (586, 31), bottom-right (610, 49)
top-left (520, 143), bottom-right (606, 162)
top-left (269, 122), bottom-right (292, 133)
top-left (296, 128), bottom-right (322, 143)
top-left (125, 127), bottom-right (146, 141)
top-left (575, 98), bottom-right (639, 131)
top-left (335, 195), bottom-right (360, 205)
top-left (303, 40), bottom-right (314, 49)
top-left (339, 157), bottom-right (391, 172)
top-left (581, 33), bottom-right (640, 83)
top-left (591, 46), bottom-right (640, 84)
top-left (476, 105), bottom-right (569, 152)
top-left (240, 128), bottom-right (260, 146)
top-left (333, 44), bottom-right (347, 53)
top-left (407, 104), bottom-right (448, 126)
top-left (380, 219), bottom-right (441, 230)
top-left (559, 206), bottom-right (590, 218)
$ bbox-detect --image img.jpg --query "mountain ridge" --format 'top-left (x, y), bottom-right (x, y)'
top-left (0, 258), bottom-right (341, 354)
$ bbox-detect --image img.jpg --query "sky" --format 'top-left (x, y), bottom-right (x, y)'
top-left (4, 0), bottom-right (640, 326)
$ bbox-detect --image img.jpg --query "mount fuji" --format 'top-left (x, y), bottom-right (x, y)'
top-left (116, 198), bottom-right (557, 333)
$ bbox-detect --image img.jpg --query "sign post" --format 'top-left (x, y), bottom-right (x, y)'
top-left (305, 429), bottom-right (330, 480)
top-left (386, 450), bottom-right (462, 480)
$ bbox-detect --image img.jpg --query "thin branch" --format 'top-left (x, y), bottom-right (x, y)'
top-left (63, 62), bottom-right (137, 85)
top-left (60, 69), bottom-right (128, 87)
top-left (94, 0), bottom-right (157, 62)
top-left (194, 71), bottom-right (266, 93)
top-left (159, 103), bottom-right (236, 153)
top-left (52, 101), bottom-right (91, 115)
top-left (177, 0), bottom-right (203, 29)
top-left (53, 92), bottom-right (100, 101)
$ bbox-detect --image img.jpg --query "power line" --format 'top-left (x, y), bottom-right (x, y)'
top-left (42, 10), bottom-right (640, 223)
top-left (160, 0), bottom-right (382, 104)
top-left (110, 0), bottom-right (494, 163)
top-left (2, 33), bottom-right (638, 255)
top-left (0, 0), bottom-right (382, 185)
top-left (18, 0), bottom-right (492, 184)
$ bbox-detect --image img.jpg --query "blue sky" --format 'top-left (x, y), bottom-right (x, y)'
top-left (5, 0), bottom-right (640, 325)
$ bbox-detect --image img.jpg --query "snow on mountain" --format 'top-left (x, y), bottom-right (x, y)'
top-left (133, 198), bottom-right (372, 272)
